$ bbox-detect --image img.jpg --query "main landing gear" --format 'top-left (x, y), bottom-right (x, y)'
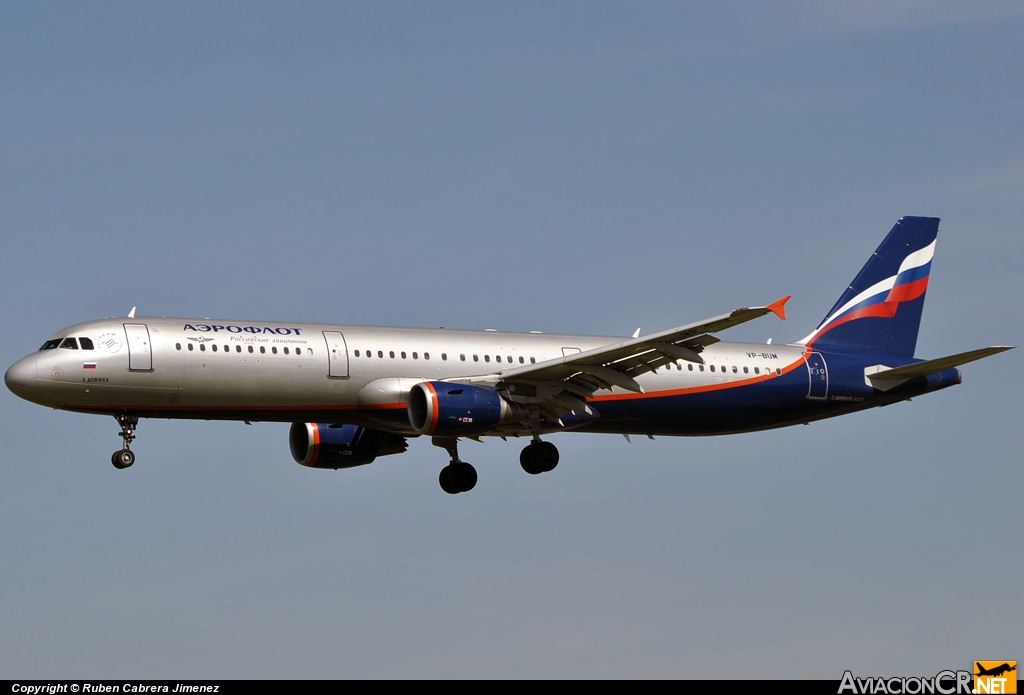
top-left (432, 436), bottom-right (560, 494)
top-left (520, 439), bottom-right (559, 475)
top-left (111, 413), bottom-right (138, 470)
top-left (434, 437), bottom-right (477, 495)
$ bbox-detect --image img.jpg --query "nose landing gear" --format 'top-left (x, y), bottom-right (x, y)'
top-left (111, 413), bottom-right (138, 469)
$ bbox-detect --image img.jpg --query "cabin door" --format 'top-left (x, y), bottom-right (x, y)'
top-left (805, 352), bottom-right (829, 400)
top-left (324, 331), bottom-right (350, 378)
top-left (124, 323), bottom-right (153, 372)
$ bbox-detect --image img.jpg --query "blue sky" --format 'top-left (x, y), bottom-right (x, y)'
top-left (1, 2), bottom-right (1021, 678)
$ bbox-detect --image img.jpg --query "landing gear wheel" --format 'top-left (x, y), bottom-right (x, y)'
top-left (112, 448), bottom-right (135, 469)
top-left (521, 441), bottom-right (559, 474)
top-left (111, 413), bottom-right (139, 470)
top-left (448, 462), bottom-right (477, 492)
top-left (520, 446), bottom-right (542, 475)
top-left (536, 441), bottom-right (559, 472)
top-left (432, 438), bottom-right (479, 494)
top-left (439, 466), bottom-right (459, 495)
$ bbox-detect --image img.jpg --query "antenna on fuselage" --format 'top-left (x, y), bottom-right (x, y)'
top-left (127, 306), bottom-right (137, 318)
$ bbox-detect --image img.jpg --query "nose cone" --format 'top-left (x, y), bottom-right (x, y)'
top-left (5, 357), bottom-right (36, 398)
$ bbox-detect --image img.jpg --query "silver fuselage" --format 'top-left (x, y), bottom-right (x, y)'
top-left (7, 316), bottom-right (836, 437)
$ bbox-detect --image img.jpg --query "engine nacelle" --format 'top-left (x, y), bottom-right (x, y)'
top-left (408, 381), bottom-right (524, 436)
top-left (289, 423), bottom-right (407, 469)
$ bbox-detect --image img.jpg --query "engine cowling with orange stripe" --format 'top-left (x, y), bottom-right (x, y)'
top-left (408, 381), bottom-right (525, 436)
top-left (289, 423), bottom-right (408, 469)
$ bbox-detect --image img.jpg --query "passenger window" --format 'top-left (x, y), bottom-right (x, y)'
top-left (59, 338), bottom-right (79, 350)
top-left (530, 357), bottom-right (536, 364)
top-left (401, 352), bottom-right (407, 359)
top-left (200, 344), bottom-right (206, 352)
top-left (688, 364), bottom-right (693, 371)
top-left (441, 353), bottom-right (447, 361)
top-left (176, 343), bottom-right (181, 350)
top-left (519, 356), bottom-right (524, 364)
top-left (709, 365), bottom-right (715, 372)
top-left (354, 350), bottom-right (360, 357)
top-left (378, 350), bottom-right (383, 358)
top-left (224, 345), bottom-right (229, 352)
top-left (212, 345), bottom-right (218, 352)
top-left (507, 356), bottom-right (512, 363)
top-left (424, 352), bottom-right (430, 360)
top-left (188, 343), bottom-right (194, 351)
top-left (390, 351), bottom-right (395, 359)
top-left (743, 366), bottom-right (749, 374)
top-left (79, 337), bottom-right (95, 350)
top-left (272, 347), bottom-right (278, 354)
top-left (248, 346), bottom-right (254, 353)
top-left (473, 355), bottom-right (479, 362)
top-left (284, 347), bottom-right (290, 355)
top-left (495, 355), bottom-right (500, 363)
top-left (754, 367), bottom-right (759, 374)
top-left (413, 352), bottom-right (418, 359)
top-left (776, 368), bottom-right (782, 375)
top-left (236, 345), bottom-right (242, 353)
top-left (699, 365), bottom-right (704, 371)
top-left (732, 366), bottom-right (738, 373)
top-left (260, 346), bottom-right (266, 354)
top-left (460, 354), bottom-right (466, 361)
top-left (484, 355), bottom-right (490, 362)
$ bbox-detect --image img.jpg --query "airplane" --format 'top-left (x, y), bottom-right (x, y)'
top-left (975, 663), bottom-right (1016, 678)
top-left (4, 216), bottom-right (1014, 494)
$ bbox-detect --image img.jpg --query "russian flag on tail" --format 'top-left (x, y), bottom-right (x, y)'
top-left (799, 217), bottom-right (939, 357)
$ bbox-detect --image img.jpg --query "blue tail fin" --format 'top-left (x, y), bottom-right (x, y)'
top-left (799, 216), bottom-right (939, 357)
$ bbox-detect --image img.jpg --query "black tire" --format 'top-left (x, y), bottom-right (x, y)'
top-left (439, 466), bottom-right (460, 494)
top-left (537, 441), bottom-right (559, 473)
top-left (449, 462), bottom-right (477, 492)
top-left (112, 449), bottom-right (135, 469)
top-left (520, 445), bottom-right (541, 475)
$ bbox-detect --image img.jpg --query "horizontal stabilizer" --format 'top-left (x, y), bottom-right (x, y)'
top-left (865, 346), bottom-right (1014, 390)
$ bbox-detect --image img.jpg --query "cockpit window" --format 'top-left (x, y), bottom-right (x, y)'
top-left (59, 337), bottom-right (79, 350)
top-left (79, 337), bottom-right (95, 350)
top-left (40, 339), bottom-right (62, 351)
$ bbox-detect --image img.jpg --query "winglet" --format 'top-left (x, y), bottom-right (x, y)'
top-left (766, 296), bottom-right (790, 321)
top-left (127, 306), bottom-right (137, 318)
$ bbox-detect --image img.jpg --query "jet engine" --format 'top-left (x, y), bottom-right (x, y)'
top-left (289, 423), bottom-right (407, 469)
top-left (407, 381), bottom-right (525, 437)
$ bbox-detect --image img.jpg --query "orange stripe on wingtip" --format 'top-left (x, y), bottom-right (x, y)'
top-left (767, 295), bottom-right (790, 321)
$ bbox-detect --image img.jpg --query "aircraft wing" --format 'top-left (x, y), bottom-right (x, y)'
top-left (865, 345), bottom-right (1015, 391)
top-left (475, 296), bottom-right (790, 420)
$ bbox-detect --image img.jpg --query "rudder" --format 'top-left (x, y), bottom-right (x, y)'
top-left (800, 216), bottom-right (939, 357)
